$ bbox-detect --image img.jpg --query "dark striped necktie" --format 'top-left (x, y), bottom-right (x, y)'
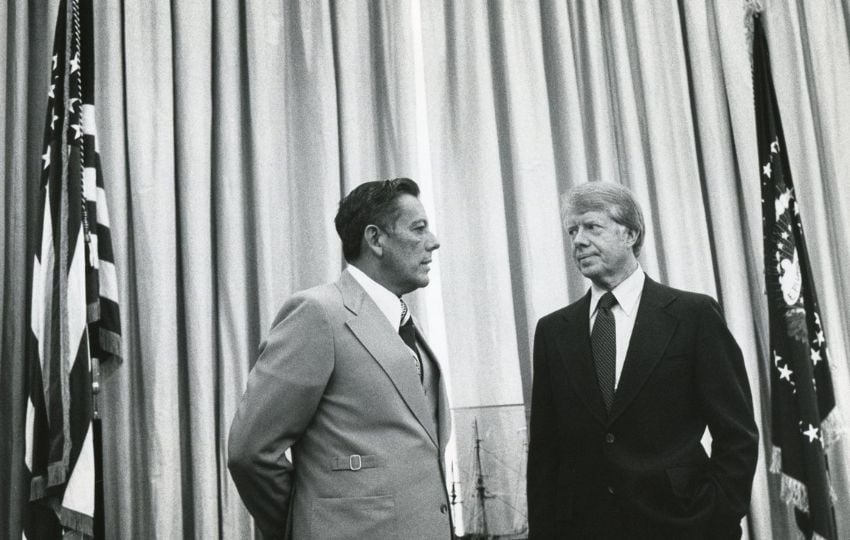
top-left (399, 299), bottom-right (423, 382)
top-left (592, 292), bottom-right (617, 412)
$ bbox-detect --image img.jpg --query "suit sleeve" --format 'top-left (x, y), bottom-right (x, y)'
top-left (227, 295), bottom-right (335, 538)
top-left (694, 297), bottom-right (759, 527)
top-left (527, 319), bottom-right (559, 539)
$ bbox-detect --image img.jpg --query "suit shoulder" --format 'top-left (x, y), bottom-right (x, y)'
top-left (537, 297), bottom-right (585, 328)
top-left (651, 281), bottom-right (721, 315)
top-left (289, 281), bottom-right (341, 306)
top-left (272, 282), bottom-right (342, 326)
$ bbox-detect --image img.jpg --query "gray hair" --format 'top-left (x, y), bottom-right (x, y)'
top-left (560, 182), bottom-right (645, 256)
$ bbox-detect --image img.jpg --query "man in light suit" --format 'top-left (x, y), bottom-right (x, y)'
top-left (527, 182), bottom-right (758, 539)
top-left (228, 178), bottom-right (453, 539)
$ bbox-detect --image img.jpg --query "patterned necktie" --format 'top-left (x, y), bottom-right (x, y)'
top-left (399, 300), bottom-right (423, 382)
top-left (592, 292), bottom-right (617, 412)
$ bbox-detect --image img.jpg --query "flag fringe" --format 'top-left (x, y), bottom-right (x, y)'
top-left (771, 446), bottom-right (839, 513)
top-left (60, 506), bottom-right (94, 537)
top-left (769, 445), bottom-right (782, 474)
top-left (821, 406), bottom-right (845, 450)
top-left (29, 461), bottom-right (68, 500)
top-left (770, 446), bottom-right (811, 511)
top-left (779, 471), bottom-right (810, 513)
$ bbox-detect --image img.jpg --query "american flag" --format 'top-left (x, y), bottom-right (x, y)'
top-left (24, 0), bottom-right (122, 537)
top-left (753, 14), bottom-right (841, 540)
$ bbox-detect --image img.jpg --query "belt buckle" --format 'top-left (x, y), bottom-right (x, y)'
top-left (349, 454), bottom-right (362, 471)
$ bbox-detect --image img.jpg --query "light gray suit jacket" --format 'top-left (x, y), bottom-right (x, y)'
top-left (228, 270), bottom-right (453, 539)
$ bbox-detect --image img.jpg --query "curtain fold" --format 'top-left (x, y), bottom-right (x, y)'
top-left (3, 0), bottom-right (849, 538)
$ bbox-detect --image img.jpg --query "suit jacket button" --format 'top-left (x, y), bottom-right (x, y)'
top-left (605, 432), bottom-right (615, 443)
top-left (607, 486), bottom-right (615, 494)
top-left (440, 504), bottom-right (448, 514)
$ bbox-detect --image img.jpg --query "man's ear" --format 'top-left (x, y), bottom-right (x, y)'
top-left (622, 226), bottom-right (638, 247)
top-left (363, 224), bottom-right (383, 257)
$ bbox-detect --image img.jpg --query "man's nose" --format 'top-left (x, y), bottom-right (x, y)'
top-left (572, 228), bottom-right (589, 245)
top-left (427, 232), bottom-right (440, 251)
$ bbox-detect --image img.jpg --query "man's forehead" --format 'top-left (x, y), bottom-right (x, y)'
top-left (567, 210), bottom-right (612, 223)
top-left (393, 194), bottom-right (427, 222)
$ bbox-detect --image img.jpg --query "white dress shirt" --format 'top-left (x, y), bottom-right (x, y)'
top-left (347, 266), bottom-right (431, 399)
top-left (347, 265), bottom-right (404, 331)
top-left (589, 266), bottom-right (645, 389)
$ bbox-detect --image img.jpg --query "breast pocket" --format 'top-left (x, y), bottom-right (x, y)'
top-left (653, 352), bottom-right (693, 382)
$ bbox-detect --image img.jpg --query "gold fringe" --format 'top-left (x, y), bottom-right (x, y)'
top-left (779, 472), bottom-right (810, 512)
top-left (59, 506), bottom-right (94, 538)
top-left (770, 445), bottom-right (782, 474)
top-left (821, 407), bottom-right (845, 450)
top-left (771, 445), bottom-right (840, 514)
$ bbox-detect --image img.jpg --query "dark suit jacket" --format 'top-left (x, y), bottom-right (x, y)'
top-left (527, 277), bottom-right (758, 539)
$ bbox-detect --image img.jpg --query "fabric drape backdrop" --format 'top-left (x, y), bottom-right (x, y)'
top-left (3, 0), bottom-right (849, 538)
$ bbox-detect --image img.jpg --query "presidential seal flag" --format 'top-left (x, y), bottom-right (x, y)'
top-left (24, 0), bottom-right (122, 537)
top-left (752, 14), bottom-right (840, 540)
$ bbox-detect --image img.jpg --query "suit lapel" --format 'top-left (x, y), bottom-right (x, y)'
top-left (415, 327), bottom-right (451, 453)
top-left (555, 292), bottom-right (608, 426)
top-left (337, 272), bottom-right (440, 448)
top-left (609, 277), bottom-right (678, 423)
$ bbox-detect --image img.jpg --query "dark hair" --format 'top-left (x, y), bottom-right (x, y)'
top-left (335, 178), bottom-right (421, 262)
top-left (561, 182), bottom-right (645, 256)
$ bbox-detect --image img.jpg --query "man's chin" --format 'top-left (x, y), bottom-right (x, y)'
top-left (577, 261), bottom-right (599, 276)
top-left (401, 276), bottom-right (430, 294)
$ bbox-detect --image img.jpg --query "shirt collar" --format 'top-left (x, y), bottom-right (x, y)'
top-left (590, 265), bottom-right (645, 317)
top-left (347, 264), bottom-right (403, 330)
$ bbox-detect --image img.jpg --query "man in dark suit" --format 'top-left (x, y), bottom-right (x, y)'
top-left (228, 178), bottom-right (453, 539)
top-left (527, 182), bottom-right (758, 539)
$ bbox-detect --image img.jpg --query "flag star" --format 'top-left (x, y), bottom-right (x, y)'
top-left (773, 351), bottom-right (783, 366)
top-left (811, 349), bottom-right (822, 365)
top-left (48, 83), bottom-right (55, 99)
top-left (52, 54), bottom-right (58, 71)
top-left (762, 162), bottom-right (772, 178)
top-left (802, 424), bottom-right (820, 444)
top-left (42, 147), bottom-right (51, 170)
top-left (71, 123), bottom-right (83, 140)
top-left (50, 110), bottom-right (58, 130)
top-left (781, 231), bottom-right (789, 240)
top-left (778, 364), bottom-right (793, 382)
top-left (70, 52), bottom-right (81, 73)
top-left (816, 330), bottom-right (825, 346)
top-left (69, 97), bottom-right (80, 113)
top-left (770, 140), bottom-right (780, 154)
